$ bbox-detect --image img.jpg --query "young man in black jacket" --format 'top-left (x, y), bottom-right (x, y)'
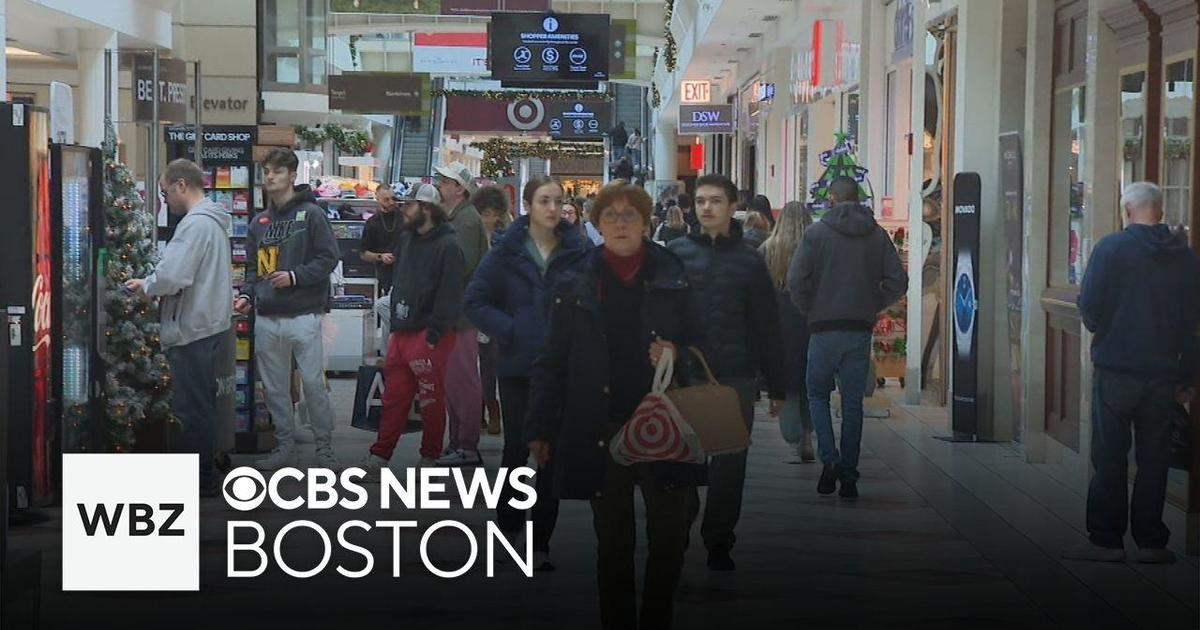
top-left (1062, 182), bottom-right (1200, 564)
top-left (668, 174), bottom-right (787, 571)
top-left (237, 148), bottom-right (341, 471)
top-left (359, 184), bottom-right (466, 474)
top-left (788, 176), bottom-right (907, 499)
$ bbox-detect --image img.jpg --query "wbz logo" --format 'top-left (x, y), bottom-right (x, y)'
top-left (63, 454), bottom-right (199, 591)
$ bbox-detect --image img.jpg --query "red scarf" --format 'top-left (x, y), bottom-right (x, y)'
top-left (601, 244), bottom-right (646, 287)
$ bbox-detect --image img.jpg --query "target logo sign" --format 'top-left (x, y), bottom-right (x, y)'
top-left (506, 98), bottom-right (545, 131)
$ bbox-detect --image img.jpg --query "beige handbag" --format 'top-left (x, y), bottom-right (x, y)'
top-left (666, 347), bottom-right (750, 455)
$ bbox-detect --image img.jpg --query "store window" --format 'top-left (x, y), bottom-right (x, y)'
top-left (1049, 5), bottom-right (1088, 288)
top-left (1120, 70), bottom-right (1146, 188)
top-left (1163, 58), bottom-right (1194, 232)
top-left (262, 0), bottom-right (327, 92)
top-left (1050, 85), bottom-right (1087, 286)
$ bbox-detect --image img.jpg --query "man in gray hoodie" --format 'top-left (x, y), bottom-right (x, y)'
top-left (788, 176), bottom-right (907, 498)
top-left (127, 158), bottom-right (233, 496)
top-left (236, 148), bottom-right (341, 471)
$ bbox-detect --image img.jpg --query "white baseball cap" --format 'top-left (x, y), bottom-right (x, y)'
top-left (404, 182), bottom-right (442, 205)
top-left (433, 161), bottom-right (478, 194)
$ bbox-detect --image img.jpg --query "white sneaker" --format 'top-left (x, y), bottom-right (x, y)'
top-left (436, 449), bottom-right (483, 467)
top-left (357, 454), bottom-right (388, 481)
top-left (255, 447), bottom-right (296, 471)
top-left (315, 446), bottom-right (342, 471)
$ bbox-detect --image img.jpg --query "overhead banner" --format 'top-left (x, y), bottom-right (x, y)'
top-left (413, 33), bottom-right (489, 75)
top-left (328, 73), bottom-right (430, 116)
top-left (609, 19), bottom-right (637, 80)
top-left (133, 55), bottom-right (188, 123)
top-left (489, 13), bottom-right (611, 85)
top-left (678, 104), bottom-right (735, 134)
top-left (951, 172), bottom-right (981, 437)
top-left (329, 0), bottom-right (549, 15)
top-left (547, 100), bottom-right (611, 140)
top-left (444, 95), bottom-right (609, 136)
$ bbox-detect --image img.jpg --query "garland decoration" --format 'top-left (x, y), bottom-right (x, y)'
top-left (431, 89), bottom-right (612, 102)
top-left (664, 0), bottom-right (678, 72)
top-left (469, 138), bottom-right (605, 178)
top-left (293, 124), bottom-right (372, 155)
top-left (651, 83), bottom-right (661, 108)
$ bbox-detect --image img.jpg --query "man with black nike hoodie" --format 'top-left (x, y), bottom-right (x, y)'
top-left (668, 173), bottom-right (787, 572)
top-left (236, 148), bottom-right (341, 471)
top-left (789, 176), bottom-right (907, 499)
top-left (1062, 182), bottom-right (1200, 565)
top-left (359, 184), bottom-right (465, 474)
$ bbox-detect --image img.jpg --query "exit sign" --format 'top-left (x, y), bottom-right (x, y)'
top-left (681, 80), bottom-right (711, 104)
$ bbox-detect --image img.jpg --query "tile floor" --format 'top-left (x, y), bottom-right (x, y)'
top-left (5, 378), bottom-right (1197, 629)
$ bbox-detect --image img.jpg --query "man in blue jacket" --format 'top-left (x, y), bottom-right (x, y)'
top-left (1062, 182), bottom-right (1200, 565)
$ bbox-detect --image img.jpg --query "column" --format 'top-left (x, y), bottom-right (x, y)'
top-left (1020, 0), bottom-right (1056, 462)
top-left (77, 29), bottom-right (119, 148)
top-left (0, 0), bottom-right (7, 102)
top-left (903, 0), bottom-right (926, 404)
top-left (654, 121), bottom-right (677, 183)
top-left (1076, 0), bottom-right (1121, 479)
top-left (859, 0), bottom-right (888, 184)
top-left (953, 0), bottom-right (1006, 438)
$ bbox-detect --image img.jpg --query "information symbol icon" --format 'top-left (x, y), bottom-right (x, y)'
top-left (542, 47), bottom-right (559, 64)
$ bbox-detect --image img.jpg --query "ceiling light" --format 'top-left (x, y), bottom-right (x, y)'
top-left (6, 46), bottom-right (51, 59)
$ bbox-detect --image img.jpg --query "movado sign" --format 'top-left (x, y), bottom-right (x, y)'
top-left (951, 172), bottom-right (981, 439)
top-left (678, 104), bottom-right (734, 134)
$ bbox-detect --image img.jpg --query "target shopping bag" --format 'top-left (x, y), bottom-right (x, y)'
top-left (610, 347), bottom-right (706, 466)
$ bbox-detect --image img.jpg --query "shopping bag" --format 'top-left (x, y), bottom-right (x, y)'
top-left (610, 347), bottom-right (706, 465)
top-left (666, 347), bottom-right (750, 456)
top-left (351, 366), bottom-right (385, 432)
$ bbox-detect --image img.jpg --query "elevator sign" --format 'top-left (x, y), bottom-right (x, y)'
top-left (681, 81), bottom-right (711, 104)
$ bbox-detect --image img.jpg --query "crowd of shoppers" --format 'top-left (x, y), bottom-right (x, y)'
top-left (132, 145), bottom-right (1195, 627)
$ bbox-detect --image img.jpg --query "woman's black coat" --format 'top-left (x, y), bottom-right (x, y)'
top-left (524, 241), bottom-right (708, 500)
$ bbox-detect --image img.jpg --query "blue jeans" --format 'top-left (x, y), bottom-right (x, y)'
top-left (1087, 368), bottom-right (1176, 549)
top-left (806, 331), bottom-right (872, 481)
top-left (779, 393), bottom-right (813, 445)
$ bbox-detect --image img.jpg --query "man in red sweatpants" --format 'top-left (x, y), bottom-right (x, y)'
top-left (359, 183), bottom-right (466, 473)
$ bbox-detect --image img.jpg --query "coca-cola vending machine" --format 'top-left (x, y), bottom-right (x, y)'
top-left (0, 103), bottom-right (105, 512)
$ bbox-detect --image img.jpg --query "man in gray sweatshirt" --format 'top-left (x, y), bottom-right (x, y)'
top-left (788, 176), bottom-right (907, 499)
top-left (236, 148), bottom-right (341, 471)
top-left (126, 158), bottom-right (233, 496)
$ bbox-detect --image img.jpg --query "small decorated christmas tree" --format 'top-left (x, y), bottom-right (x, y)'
top-left (92, 125), bottom-right (173, 451)
top-left (808, 131), bottom-right (871, 213)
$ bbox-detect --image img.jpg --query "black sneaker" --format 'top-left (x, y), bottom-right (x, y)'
top-left (838, 479), bottom-right (858, 499)
top-left (817, 464), bottom-right (838, 495)
top-left (706, 549), bottom-right (736, 571)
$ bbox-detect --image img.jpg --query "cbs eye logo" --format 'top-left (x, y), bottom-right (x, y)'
top-left (223, 467), bottom-right (268, 511)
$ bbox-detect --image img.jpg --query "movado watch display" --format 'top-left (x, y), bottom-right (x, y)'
top-left (954, 250), bottom-right (977, 360)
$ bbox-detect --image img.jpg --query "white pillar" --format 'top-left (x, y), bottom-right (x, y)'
top-left (77, 29), bottom-right (119, 148)
top-left (859, 0), bottom-right (888, 185)
top-left (903, 0), bottom-right (927, 404)
top-left (654, 123), bottom-right (677, 183)
top-left (1076, 0), bottom-right (1121, 478)
top-left (1020, 0), bottom-right (1056, 462)
top-left (954, 0), bottom-right (1005, 437)
top-left (0, 0), bottom-right (7, 102)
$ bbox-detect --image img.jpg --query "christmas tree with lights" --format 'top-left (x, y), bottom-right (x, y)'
top-left (808, 131), bottom-right (872, 213)
top-left (87, 125), bottom-right (173, 451)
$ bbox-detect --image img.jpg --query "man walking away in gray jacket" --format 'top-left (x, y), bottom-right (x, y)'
top-left (788, 176), bottom-right (907, 499)
top-left (126, 158), bottom-right (233, 497)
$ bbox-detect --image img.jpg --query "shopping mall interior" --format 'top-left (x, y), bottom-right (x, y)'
top-left (0, 0), bottom-right (1197, 628)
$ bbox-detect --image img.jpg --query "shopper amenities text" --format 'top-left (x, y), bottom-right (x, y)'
top-left (223, 466), bottom-right (537, 579)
